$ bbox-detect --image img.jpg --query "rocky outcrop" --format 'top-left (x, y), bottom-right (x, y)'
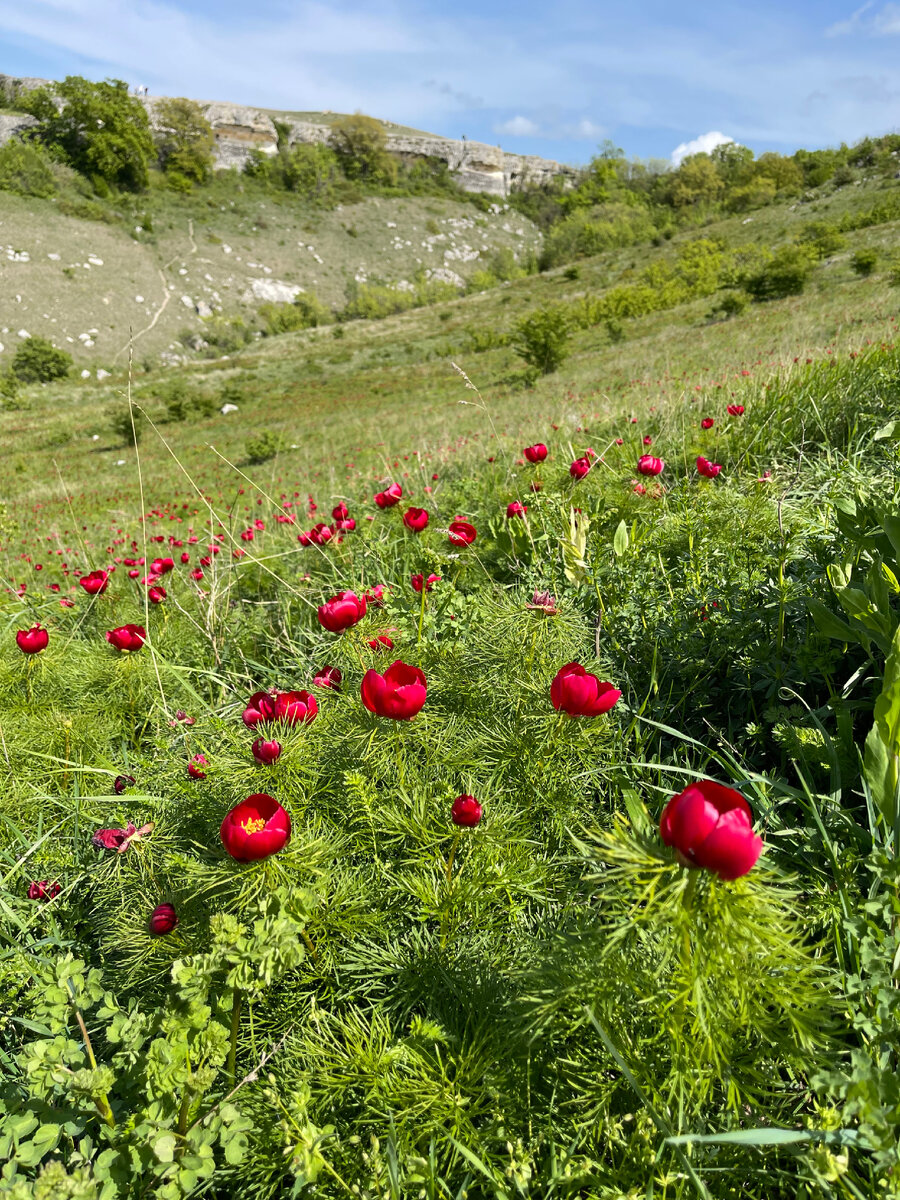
top-left (0, 111), bottom-right (38, 143)
top-left (0, 72), bottom-right (575, 196)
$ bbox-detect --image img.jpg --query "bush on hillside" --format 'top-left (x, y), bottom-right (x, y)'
top-left (154, 97), bottom-right (215, 185)
top-left (259, 294), bottom-right (331, 336)
top-left (796, 220), bottom-right (847, 259)
top-left (851, 249), bottom-right (878, 276)
top-left (540, 201), bottom-right (656, 268)
top-left (21, 76), bottom-right (155, 191)
top-left (11, 337), bottom-right (73, 383)
top-left (0, 139), bottom-right (56, 198)
top-left (245, 430), bottom-right (281, 463)
top-left (512, 306), bottom-right (572, 377)
top-left (743, 245), bottom-right (817, 301)
top-left (110, 407), bottom-right (144, 446)
top-left (329, 113), bottom-right (397, 186)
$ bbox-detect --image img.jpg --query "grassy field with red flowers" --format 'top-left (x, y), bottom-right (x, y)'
top-left (1, 169), bottom-right (900, 1199)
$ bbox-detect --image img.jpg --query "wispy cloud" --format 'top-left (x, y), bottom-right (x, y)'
top-left (495, 115), bottom-right (541, 137)
top-left (826, 1), bottom-right (900, 35)
top-left (670, 130), bottom-right (733, 166)
top-left (493, 114), bottom-right (605, 141)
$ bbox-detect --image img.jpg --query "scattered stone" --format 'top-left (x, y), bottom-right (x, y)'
top-left (221, 403), bottom-right (239, 414)
top-left (97, 369), bottom-right (110, 380)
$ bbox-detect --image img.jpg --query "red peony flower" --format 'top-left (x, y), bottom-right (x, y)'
top-left (148, 903), bottom-right (179, 935)
top-left (403, 506), bottom-right (429, 532)
top-left (151, 557), bottom-right (175, 575)
top-left (727, 404), bottom-right (745, 416)
top-left (252, 738), bottom-right (282, 764)
top-left (147, 585), bottom-right (167, 604)
top-left (643, 436), bottom-right (653, 446)
top-left (524, 443), bottom-right (548, 463)
top-left (411, 572), bottom-right (441, 593)
top-left (27, 880), bottom-right (61, 901)
top-left (451, 794), bottom-right (483, 827)
top-left (106, 624), bottom-right (146, 652)
top-left (276, 690), bottom-right (318, 724)
top-left (220, 793), bottom-right (291, 861)
top-left (367, 632), bottom-right (395, 650)
top-left (550, 663), bottom-right (621, 717)
top-left (660, 780), bottom-right (763, 880)
top-left (637, 455), bottom-right (665, 476)
top-left (80, 570), bottom-right (109, 595)
top-left (16, 626), bottom-right (48, 654)
top-left (506, 501), bottom-right (528, 518)
top-left (700, 417), bottom-right (715, 429)
top-left (314, 665), bottom-right (342, 690)
top-left (318, 590), bottom-right (367, 632)
top-left (374, 483), bottom-right (403, 508)
top-left (448, 519), bottom-right (477, 546)
top-left (332, 502), bottom-right (350, 520)
top-left (570, 456), bottom-right (591, 480)
top-left (361, 660), bottom-right (427, 720)
top-left (187, 754), bottom-right (207, 779)
top-left (696, 456), bottom-right (723, 479)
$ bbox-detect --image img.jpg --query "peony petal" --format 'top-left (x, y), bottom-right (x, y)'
top-left (693, 808), bottom-right (763, 879)
top-left (662, 787), bottom-right (720, 854)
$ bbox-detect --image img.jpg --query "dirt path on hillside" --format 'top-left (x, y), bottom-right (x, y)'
top-left (112, 220), bottom-right (197, 364)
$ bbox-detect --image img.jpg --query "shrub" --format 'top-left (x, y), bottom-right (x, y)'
top-left (11, 337), bottom-right (73, 383)
top-left (744, 245), bottom-right (817, 301)
top-left (711, 290), bottom-right (750, 318)
top-left (329, 113), bottom-right (397, 185)
top-left (111, 407), bottom-right (144, 446)
top-left (0, 139), bottom-right (56, 198)
top-left (0, 366), bottom-right (20, 405)
top-left (851, 249), bottom-right (878, 276)
top-left (245, 431), bottom-right (281, 464)
top-left (512, 306), bottom-right (572, 376)
top-left (154, 97), bottom-right (215, 184)
top-left (540, 202), bottom-right (655, 268)
top-left (888, 254), bottom-right (900, 288)
top-left (796, 220), bottom-right (847, 259)
top-left (259, 293), bottom-right (331, 336)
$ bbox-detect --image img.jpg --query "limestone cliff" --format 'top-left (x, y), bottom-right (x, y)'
top-left (0, 72), bottom-right (575, 196)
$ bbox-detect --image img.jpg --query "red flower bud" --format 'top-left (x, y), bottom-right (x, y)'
top-left (506, 501), bottom-right (527, 518)
top-left (147, 585), bottom-right (167, 604)
top-left (569, 456), bottom-right (591, 480)
top-left (637, 455), bottom-right (665, 476)
top-left (105, 624), bottom-right (146, 652)
top-left (451, 794), bottom-right (483, 827)
top-left (660, 780), bottom-right (763, 880)
top-left (696, 456), bottom-right (723, 479)
top-left (361, 660), bottom-right (427, 720)
top-left (524, 443), bottom-right (548, 463)
top-left (16, 625), bottom-right (48, 654)
top-left (220, 792), bottom-right (291, 861)
top-left (317, 590), bottom-right (367, 632)
top-left (79, 570), bottom-right (109, 595)
top-left (332, 502), bottom-right (350, 520)
top-left (551, 662), bottom-right (621, 717)
top-left (187, 754), bottom-right (207, 779)
top-left (251, 738), bottom-right (282, 764)
top-left (149, 902), bottom-right (179, 935)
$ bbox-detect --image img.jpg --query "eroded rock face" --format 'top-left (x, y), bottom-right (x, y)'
top-left (0, 74), bottom-right (574, 196)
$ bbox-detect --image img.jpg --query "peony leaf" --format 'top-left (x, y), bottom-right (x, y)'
top-left (864, 625), bottom-right (900, 826)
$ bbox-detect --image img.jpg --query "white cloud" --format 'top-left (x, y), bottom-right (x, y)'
top-left (571, 118), bottom-right (605, 140)
top-left (494, 115), bottom-right (541, 137)
top-left (670, 130), bottom-right (733, 166)
top-left (875, 2), bottom-right (900, 31)
top-left (826, 1), bottom-right (900, 35)
top-left (826, 1), bottom-right (877, 36)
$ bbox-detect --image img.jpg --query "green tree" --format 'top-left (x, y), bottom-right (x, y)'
top-left (667, 153), bottom-right (725, 208)
top-left (512, 306), bottom-right (572, 377)
top-left (11, 336), bottom-right (72, 383)
top-left (154, 97), bottom-right (214, 184)
top-left (711, 141), bottom-right (754, 185)
top-left (22, 76), bottom-right (155, 191)
top-left (329, 113), bottom-right (397, 185)
top-left (0, 139), bottom-right (56, 198)
top-left (754, 152), bottom-right (803, 194)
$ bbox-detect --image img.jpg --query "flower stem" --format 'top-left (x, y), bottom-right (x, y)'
top-left (417, 580), bottom-right (427, 645)
top-left (226, 987), bottom-right (242, 1087)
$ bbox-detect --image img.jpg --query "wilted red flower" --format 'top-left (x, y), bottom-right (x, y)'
top-left (252, 738), bottom-right (282, 764)
top-left (696, 456), bottom-right (723, 479)
top-left (403, 507), bottom-right (429, 532)
top-left (106, 624), bottom-right (146, 652)
top-left (700, 417), bottom-right (714, 429)
top-left (80, 570), bottom-right (109, 595)
top-left (93, 822), bottom-right (134, 850)
top-left (318, 590), bottom-right (367, 632)
top-left (374, 483), bottom-right (403, 508)
top-left (16, 626), bottom-right (49, 654)
top-left (451, 794), bottom-right (483, 827)
top-left (411, 573), bottom-right (441, 593)
top-left (570, 456), bottom-right (591, 480)
top-left (660, 780), bottom-right (763, 880)
top-left (220, 793), bottom-right (291, 861)
top-left (187, 754), bottom-right (207, 779)
top-left (113, 774), bottom-right (135, 795)
top-left (727, 404), bottom-right (745, 416)
top-left (361, 660), bottom-right (427, 720)
top-left (314, 665), bottom-right (342, 690)
top-left (637, 455), bottom-right (665, 476)
top-left (148, 903), bottom-right (179, 935)
top-left (448, 519), bottom-right (477, 546)
top-left (27, 880), bottom-right (61, 901)
top-left (147, 585), bottom-right (167, 604)
top-left (524, 443), bottom-right (548, 463)
top-left (551, 663), bottom-right (621, 717)
top-left (506, 501), bottom-right (527, 518)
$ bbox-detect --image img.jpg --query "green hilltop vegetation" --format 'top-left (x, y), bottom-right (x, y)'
top-left (1, 74), bottom-right (900, 1200)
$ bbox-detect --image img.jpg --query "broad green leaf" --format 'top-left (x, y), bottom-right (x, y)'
top-left (883, 514), bottom-right (900, 561)
top-left (613, 519), bottom-right (628, 557)
top-left (808, 599), bottom-right (857, 643)
top-left (864, 625), bottom-right (900, 824)
top-left (873, 420), bottom-right (898, 441)
top-left (153, 1133), bottom-right (176, 1163)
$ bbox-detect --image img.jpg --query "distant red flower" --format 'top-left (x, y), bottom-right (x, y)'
top-left (700, 417), bottom-right (715, 429)
top-left (313, 665), bottom-right (342, 690)
top-left (106, 624), bottom-right (146, 652)
top-left (570, 456), bottom-right (591, 480)
top-left (448, 519), bottom-right (477, 546)
top-left (16, 625), bottom-right (48, 654)
top-left (660, 780), bottom-right (763, 880)
top-left (152, 557), bottom-right (175, 574)
top-left (220, 793), bottom-right (291, 861)
top-left (318, 590), bottom-right (367, 632)
top-left (367, 633), bottom-right (395, 650)
top-left (696, 456), bottom-right (723, 479)
top-left (451, 794), bottom-right (483, 827)
top-left (524, 443), bottom-right (548, 463)
top-left (27, 880), bottom-right (61, 901)
top-left (147, 585), bottom-right (166, 604)
top-left (187, 754), bottom-right (207, 779)
top-left (637, 455), bottom-right (664, 476)
top-left (148, 903), bottom-right (179, 935)
top-left (374, 483), bottom-right (402, 508)
top-left (403, 506), bottom-right (429, 532)
top-left (80, 570), bottom-right (109, 595)
top-left (506, 501), bottom-right (527, 518)
top-left (251, 738), bottom-right (282, 764)
top-left (361, 660), bottom-right (427, 720)
top-left (727, 404), bottom-right (745, 416)
top-left (615, 437), bottom-right (624, 445)
top-left (365, 584), bottom-right (386, 606)
top-left (308, 523), bottom-right (333, 545)
top-left (551, 663), bottom-right (621, 717)
top-left (642, 436), bottom-right (653, 446)
top-left (411, 572), bottom-right (441, 593)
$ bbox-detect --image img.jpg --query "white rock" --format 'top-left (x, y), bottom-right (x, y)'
top-left (47, 253), bottom-right (60, 261)
top-left (17, 329), bottom-right (30, 338)
top-left (115, 459), bottom-right (126, 466)
top-left (97, 369), bottom-right (110, 380)
top-left (81, 369), bottom-right (91, 378)
top-left (88, 256), bottom-right (103, 266)
top-left (241, 278), bottom-right (302, 304)
top-left (135, 295), bottom-right (144, 303)
top-left (220, 403), bottom-right (239, 414)
top-left (91, 433), bottom-right (99, 439)
top-left (181, 295), bottom-right (194, 308)
top-left (196, 300), bottom-right (213, 318)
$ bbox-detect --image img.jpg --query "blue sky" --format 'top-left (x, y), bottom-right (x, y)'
top-left (1, 0), bottom-right (899, 165)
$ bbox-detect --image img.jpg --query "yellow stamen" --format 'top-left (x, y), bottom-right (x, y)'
top-left (241, 816), bottom-right (266, 834)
